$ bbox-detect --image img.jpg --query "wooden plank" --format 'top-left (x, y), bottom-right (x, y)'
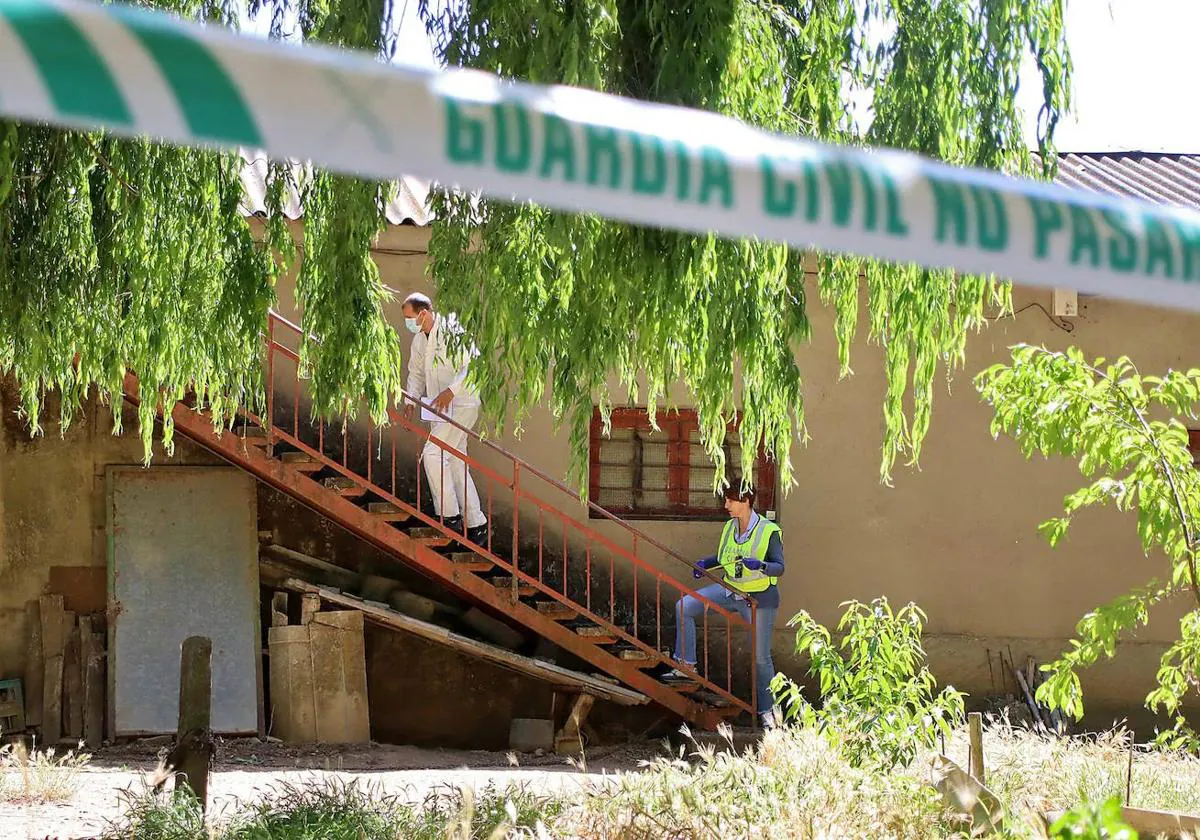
top-left (367, 502), bottom-right (410, 522)
top-left (968, 712), bottom-right (985, 784)
top-left (42, 656), bottom-right (63, 745)
top-left (536, 601), bottom-right (577, 621)
top-left (40, 595), bottom-right (65, 743)
top-left (1013, 667), bottom-right (1048, 732)
top-left (299, 593), bottom-right (321, 626)
top-left (24, 600), bottom-right (43, 728)
top-left (554, 692), bottom-right (595, 755)
top-left (278, 578), bottom-right (647, 706)
top-left (270, 592), bottom-right (289, 627)
top-left (48, 567), bottom-right (107, 615)
top-left (261, 545), bottom-right (359, 587)
top-left (62, 615), bottom-right (83, 741)
top-left (80, 617), bottom-right (105, 749)
top-left (1042, 806), bottom-right (1200, 839)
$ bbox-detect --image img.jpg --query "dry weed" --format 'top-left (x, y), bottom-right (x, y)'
top-left (0, 737), bottom-right (91, 805)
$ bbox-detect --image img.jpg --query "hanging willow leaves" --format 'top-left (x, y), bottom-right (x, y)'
top-left (420, 0), bottom-right (1070, 493)
top-left (0, 0), bottom-right (404, 456)
top-left (0, 0), bottom-right (1069, 492)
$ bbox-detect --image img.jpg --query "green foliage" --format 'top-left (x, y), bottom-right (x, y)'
top-left (0, 0), bottom-right (400, 458)
top-left (101, 778), bottom-right (555, 839)
top-left (976, 345), bottom-right (1200, 725)
top-left (223, 779), bottom-right (405, 839)
top-left (1048, 796), bottom-right (1137, 840)
top-left (101, 788), bottom-right (208, 840)
top-left (419, 0), bottom-right (1070, 494)
top-left (0, 0), bottom-right (1070, 488)
top-left (771, 597), bottom-right (965, 770)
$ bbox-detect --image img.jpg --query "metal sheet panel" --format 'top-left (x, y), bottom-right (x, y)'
top-left (107, 466), bottom-right (260, 736)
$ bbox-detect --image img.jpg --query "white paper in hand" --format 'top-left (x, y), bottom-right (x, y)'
top-left (420, 401), bottom-right (450, 423)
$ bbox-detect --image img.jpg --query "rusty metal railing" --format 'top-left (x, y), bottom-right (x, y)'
top-left (254, 311), bottom-right (757, 717)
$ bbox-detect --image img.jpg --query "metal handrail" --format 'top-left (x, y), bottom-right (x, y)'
top-left (266, 310), bottom-right (747, 600)
top-left (262, 310), bottom-right (757, 715)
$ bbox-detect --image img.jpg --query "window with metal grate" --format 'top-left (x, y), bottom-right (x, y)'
top-left (588, 407), bottom-right (777, 521)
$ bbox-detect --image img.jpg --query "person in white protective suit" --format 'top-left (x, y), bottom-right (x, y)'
top-left (401, 292), bottom-right (489, 546)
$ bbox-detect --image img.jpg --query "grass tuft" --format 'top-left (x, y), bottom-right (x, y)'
top-left (0, 737), bottom-right (91, 804)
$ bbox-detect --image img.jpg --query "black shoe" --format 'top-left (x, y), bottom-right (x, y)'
top-left (442, 515), bottom-right (464, 534)
top-left (467, 523), bottom-right (489, 545)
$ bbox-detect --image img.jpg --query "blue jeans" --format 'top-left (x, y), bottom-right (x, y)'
top-left (674, 583), bottom-right (778, 714)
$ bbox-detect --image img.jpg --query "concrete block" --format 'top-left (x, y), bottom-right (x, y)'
top-left (509, 717), bottom-right (554, 752)
top-left (359, 574), bottom-right (401, 603)
top-left (463, 607), bottom-right (526, 651)
top-left (387, 591), bottom-right (441, 622)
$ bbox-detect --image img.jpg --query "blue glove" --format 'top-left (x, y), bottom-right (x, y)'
top-left (741, 558), bottom-right (764, 571)
top-left (692, 563), bottom-right (706, 579)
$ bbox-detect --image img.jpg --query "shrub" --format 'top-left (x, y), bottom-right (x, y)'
top-left (772, 597), bottom-right (965, 770)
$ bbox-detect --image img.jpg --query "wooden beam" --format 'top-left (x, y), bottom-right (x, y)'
top-left (278, 578), bottom-right (647, 706)
top-left (555, 693), bottom-right (596, 755)
top-left (39, 595), bottom-right (65, 744)
top-left (80, 617), bottom-right (105, 750)
top-left (968, 712), bottom-right (985, 784)
top-left (62, 615), bottom-right (83, 741)
top-left (24, 600), bottom-right (43, 729)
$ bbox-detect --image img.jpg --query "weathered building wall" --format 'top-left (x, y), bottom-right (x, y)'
top-left (0, 384), bottom-right (225, 683)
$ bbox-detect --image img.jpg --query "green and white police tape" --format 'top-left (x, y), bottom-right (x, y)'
top-left (2, 0), bottom-right (1200, 312)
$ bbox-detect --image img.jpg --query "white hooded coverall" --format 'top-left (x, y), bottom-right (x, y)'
top-left (405, 313), bottom-right (487, 529)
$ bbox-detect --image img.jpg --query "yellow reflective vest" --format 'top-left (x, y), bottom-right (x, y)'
top-left (716, 515), bottom-right (782, 593)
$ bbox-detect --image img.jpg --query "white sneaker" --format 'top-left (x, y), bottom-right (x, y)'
top-left (759, 709), bottom-right (777, 730)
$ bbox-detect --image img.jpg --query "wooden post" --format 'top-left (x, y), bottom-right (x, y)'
top-left (968, 712), bottom-right (985, 784)
top-left (24, 600), bottom-right (44, 729)
top-left (39, 595), bottom-right (65, 745)
top-left (80, 617), bottom-right (105, 750)
top-left (299, 593), bottom-right (321, 626)
top-left (63, 614), bottom-right (83, 741)
top-left (554, 693), bottom-right (596, 755)
top-left (177, 636), bottom-right (213, 811)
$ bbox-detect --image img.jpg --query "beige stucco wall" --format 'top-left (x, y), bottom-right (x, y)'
top-left (0, 388), bottom-right (226, 683)
top-left (267, 221), bottom-right (1197, 727)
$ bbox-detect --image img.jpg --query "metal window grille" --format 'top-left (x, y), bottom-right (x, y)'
top-left (588, 407), bottom-right (777, 520)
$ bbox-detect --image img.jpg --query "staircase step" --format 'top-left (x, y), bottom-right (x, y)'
top-left (235, 427), bottom-right (269, 447)
top-left (488, 574), bottom-right (537, 597)
top-left (322, 477), bottom-right (367, 498)
top-left (408, 527), bottom-right (453, 548)
top-left (447, 552), bottom-right (495, 572)
top-left (572, 624), bottom-right (618, 645)
top-left (615, 648), bottom-right (658, 667)
top-left (535, 600), bottom-right (578, 621)
top-left (367, 502), bottom-right (411, 523)
top-left (281, 452), bottom-right (325, 473)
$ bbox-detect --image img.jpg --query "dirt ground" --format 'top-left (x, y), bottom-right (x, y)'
top-left (0, 736), bottom-right (670, 840)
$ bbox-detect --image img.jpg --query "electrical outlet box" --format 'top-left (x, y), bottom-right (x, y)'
top-left (1052, 288), bottom-right (1078, 318)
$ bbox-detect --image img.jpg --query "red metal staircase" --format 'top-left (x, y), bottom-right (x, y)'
top-left (122, 312), bottom-right (759, 729)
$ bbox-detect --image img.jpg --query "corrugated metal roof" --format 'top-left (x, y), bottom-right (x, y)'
top-left (238, 153), bottom-right (432, 226)
top-left (1036, 152), bottom-right (1200, 211)
top-left (236, 150), bottom-right (1200, 228)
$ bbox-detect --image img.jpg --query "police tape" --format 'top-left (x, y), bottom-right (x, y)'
top-left (2, 0), bottom-right (1200, 312)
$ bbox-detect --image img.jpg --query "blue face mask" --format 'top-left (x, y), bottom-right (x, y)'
top-left (404, 316), bottom-right (421, 334)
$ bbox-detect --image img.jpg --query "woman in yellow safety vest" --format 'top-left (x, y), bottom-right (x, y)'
top-left (663, 482), bottom-right (785, 729)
